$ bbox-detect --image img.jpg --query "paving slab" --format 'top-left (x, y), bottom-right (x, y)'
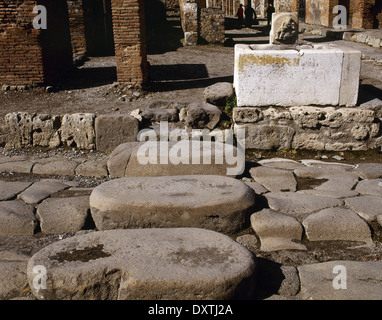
top-left (17, 180), bottom-right (71, 204)
top-left (352, 163), bottom-right (382, 179)
top-left (0, 200), bottom-right (37, 236)
top-left (0, 260), bottom-right (28, 299)
top-left (297, 189), bottom-right (359, 199)
top-left (265, 192), bottom-right (343, 222)
top-left (243, 180), bottom-right (269, 194)
top-left (302, 207), bottom-right (372, 244)
top-left (0, 161), bottom-right (34, 174)
top-left (75, 160), bottom-right (108, 178)
top-left (27, 228), bottom-right (256, 300)
top-left (257, 158), bottom-right (305, 170)
top-left (355, 178), bottom-right (382, 197)
top-left (314, 174), bottom-right (359, 191)
top-left (249, 166), bottom-right (297, 192)
top-left (0, 181), bottom-right (32, 201)
top-left (298, 260), bottom-right (382, 300)
top-left (345, 195), bottom-right (382, 222)
top-left (36, 196), bottom-right (90, 235)
top-left (251, 209), bottom-right (306, 252)
top-left (32, 159), bottom-right (80, 176)
top-left (90, 175), bottom-right (255, 234)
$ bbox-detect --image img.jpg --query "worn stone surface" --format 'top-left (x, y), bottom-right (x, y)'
top-left (0, 200), bottom-right (37, 236)
top-left (75, 160), bottom-right (108, 178)
top-left (17, 180), bottom-right (71, 204)
top-left (251, 209), bottom-right (306, 252)
top-left (0, 260), bottom-right (29, 299)
top-left (32, 114), bottom-right (61, 148)
top-left (265, 192), bottom-right (342, 222)
top-left (27, 228), bottom-right (256, 300)
top-left (0, 161), bottom-right (34, 174)
top-left (249, 166), bottom-right (297, 192)
top-left (107, 141), bottom-right (244, 178)
top-left (257, 158), bottom-right (304, 171)
top-left (243, 180), bottom-right (269, 194)
top-left (0, 181), bottom-right (32, 201)
top-left (270, 12), bottom-right (299, 44)
top-left (90, 175), bottom-right (255, 234)
top-left (353, 163), bottom-right (382, 179)
top-left (298, 189), bottom-right (359, 199)
top-left (141, 109), bottom-right (179, 123)
top-left (355, 179), bottom-right (382, 196)
top-left (314, 174), bottom-right (359, 191)
top-left (302, 208), bottom-right (372, 243)
top-left (345, 195), bottom-right (382, 222)
top-left (60, 113), bottom-right (96, 150)
top-left (33, 159), bottom-right (80, 176)
top-left (184, 102), bottom-right (222, 129)
top-left (3, 112), bottom-right (34, 149)
top-left (203, 82), bottom-right (234, 106)
top-left (36, 196), bottom-right (90, 235)
top-left (298, 261), bottom-right (382, 300)
top-left (95, 114), bottom-right (139, 153)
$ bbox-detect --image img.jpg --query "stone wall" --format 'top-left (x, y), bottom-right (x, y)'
top-left (0, 0), bottom-right (73, 86)
top-left (200, 7), bottom-right (225, 44)
top-left (305, 0), bottom-right (339, 27)
top-left (67, 0), bottom-right (87, 61)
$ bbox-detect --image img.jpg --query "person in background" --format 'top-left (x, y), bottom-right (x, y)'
top-left (266, 2), bottom-right (275, 26)
top-left (236, 4), bottom-right (244, 29)
top-left (244, 5), bottom-right (256, 27)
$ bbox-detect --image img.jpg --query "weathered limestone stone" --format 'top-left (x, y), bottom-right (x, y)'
top-left (302, 208), bottom-right (372, 243)
top-left (17, 180), bottom-right (71, 204)
top-left (36, 196), bottom-right (90, 235)
top-left (203, 82), bottom-right (234, 107)
top-left (265, 192), bottom-right (342, 222)
top-left (352, 163), bottom-right (382, 179)
top-left (184, 102), bottom-right (222, 130)
top-left (60, 113), bottom-right (96, 150)
top-left (298, 189), bottom-right (359, 199)
top-left (0, 181), bottom-right (32, 201)
top-left (90, 175), bottom-right (255, 234)
top-left (355, 179), bottom-right (382, 197)
top-left (0, 200), bottom-right (37, 236)
top-left (32, 114), bottom-right (61, 148)
top-left (243, 181), bottom-right (269, 194)
top-left (299, 160), bottom-right (355, 171)
top-left (0, 161), bottom-right (34, 174)
top-left (3, 112), bottom-right (34, 149)
top-left (107, 141), bottom-right (243, 178)
top-left (235, 234), bottom-right (258, 252)
top-left (33, 159), bottom-right (80, 176)
top-left (75, 160), bottom-right (108, 178)
top-left (234, 44), bottom-right (362, 107)
top-left (232, 107), bottom-right (263, 123)
top-left (257, 158), bottom-right (304, 171)
top-left (298, 261), bottom-right (382, 300)
top-left (27, 228), bottom-right (256, 300)
top-left (377, 215), bottom-right (382, 227)
top-left (345, 195), bottom-right (382, 222)
top-left (314, 174), bottom-right (359, 191)
top-left (95, 114), bottom-right (139, 153)
top-left (249, 166), bottom-right (297, 192)
top-left (0, 260), bottom-right (29, 299)
top-left (141, 109), bottom-right (179, 123)
top-left (251, 209), bottom-right (306, 252)
top-left (270, 12), bottom-right (299, 44)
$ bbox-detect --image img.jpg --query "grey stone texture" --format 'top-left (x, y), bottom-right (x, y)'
top-left (249, 166), bottom-right (297, 192)
top-left (27, 228), bottom-right (256, 300)
top-left (0, 200), bottom-right (37, 236)
top-left (203, 82), bottom-right (234, 106)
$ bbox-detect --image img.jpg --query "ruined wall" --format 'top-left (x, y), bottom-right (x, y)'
top-left (67, 0), bottom-right (87, 60)
top-left (111, 0), bottom-right (148, 86)
top-left (274, 0), bottom-right (292, 12)
top-left (305, 0), bottom-right (339, 27)
top-left (352, 0), bottom-right (380, 29)
top-left (179, 0), bottom-right (199, 45)
top-left (200, 7), bottom-right (225, 44)
top-left (0, 0), bottom-right (73, 86)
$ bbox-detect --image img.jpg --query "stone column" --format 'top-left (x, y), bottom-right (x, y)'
top-left (111, 0), bottom-right (148, 87)
top-left (352, 0), bottom-right (375, 29)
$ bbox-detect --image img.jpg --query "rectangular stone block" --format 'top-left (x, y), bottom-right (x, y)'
top-left (234, 44), bottom-right (361, 107)
top-left (95, 114), bottom-right (139, 153)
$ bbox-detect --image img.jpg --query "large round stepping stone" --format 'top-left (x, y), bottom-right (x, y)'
top-left (90, 175), bottom-right (255, 234)
top-left (27, 228), bottom-right (257, 300)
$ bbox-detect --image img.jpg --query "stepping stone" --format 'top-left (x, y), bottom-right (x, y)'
top-left (17, 180), bottom-right (71, 204)
top-left (265, 192), bottom-right (342, 222)
top-left (90, 175), bottom-right (255, 234)
top-left (203, 82), bottom-right (234, 107)
top-left (257, 158), bottom-right (304, 170)
top-left (36, 196), bottom-right (90, 235)
top-left (27, 228), bottom-right (256, 300)
top-left (250, 209), bottom-right (306, 252)
top-left (352, 163), bottom-right (382, 179)
top-left (0, 200), bottom-right (37, 236)
top-left (298, 260), bottom-right (382, 300)
top-left (107, 141), bottom-right (243, 178)
top-left (243, 180), bottom-right (268, 194)
top-left (33, 159), bottom-right (80, 176)
top-left (355, 179), bottom-right (382, 197)
top-left (249, 167), bottom-right (297, 192)
top-left (302, 207), bottom-right (372, 244)
top-left (298, 189), bottom-right (359, 199)
top-left (0, 181), bottom-right (32, 201)
top-left (345, 195), bottom-right (382, 222)
top-left (314, 174), bottom-right (359, 191)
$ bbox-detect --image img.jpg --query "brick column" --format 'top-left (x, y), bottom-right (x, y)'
top-left (111, 0), bottom-right (148, 87)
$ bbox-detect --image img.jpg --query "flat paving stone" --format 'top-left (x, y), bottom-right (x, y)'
top-left (302, 207), bottom-right (372, 244)
top-left (345, 195), bottom-right (382, 222)
top-left (249, 166), bottom-right (297, 192)
top-left (90, 175), bottom-right (255, 234)
top-left (257, 158), bottom-right (305, 170)
top-left (297, 189), bottom-right (359, 199)
top-left (298, 260), bottom-right (382, 300)
top-left (27, 228), bottom-right (256, 300)
top-left (36, 196), bottom-right (90, 235)
top-left (314, 174), bottom-right (359, 191)
top-left (265, 192), bottom-right (343, 222)
top-left (352, 163), bottom-right (382, 179)
top-left (17, 180), bottom-right (71, 204)
top-left (251, 209), bottom-right (306, 252)
top-left (243, 180), bottom-right (269, 194)
top-left (0, 200), bottom-right (37, 236)
top-left (75, 160), bottom-right (108, 178)
top-left (0, 181), bottom-right (32, 201)
top-left (0, 260), bottom-right (28, 299)
top-left (355, 179), bottom-right (382, 197)
top-left (33, 159), bottom-right (80, 176)
top-left (0, 161), bottom-right (34, 174)
top-left (300, 160), bottom-right (355, 171)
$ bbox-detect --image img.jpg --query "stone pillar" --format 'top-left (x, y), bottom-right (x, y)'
top-left (352, 0), bottom-right (375, 29)
top-left (67, 0), bottom-right (87, 61)
top-left (111, 0), bottom-right (148, 86)
top-left (179, 0), bottom-right (199, 46)
top-left (0, 0), bottom-right (73, 86)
